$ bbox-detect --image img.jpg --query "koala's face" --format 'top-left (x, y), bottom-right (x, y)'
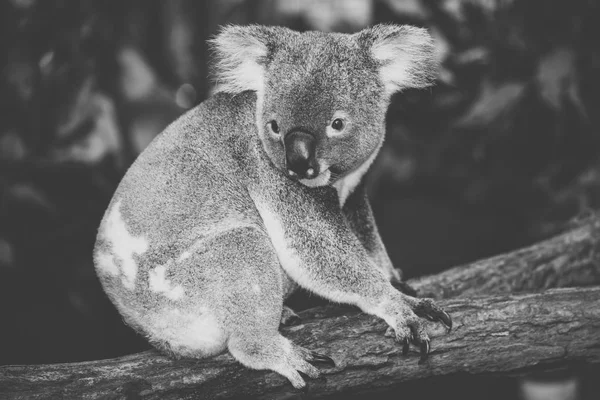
top-left (258, 33), bottom-right (388, 187)
top-left (212, 25), bottom-right (437, 187)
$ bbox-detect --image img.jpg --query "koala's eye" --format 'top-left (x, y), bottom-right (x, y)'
top-left (331, 118), bottom-right (345, 131)
top-left (267, 120), bottom-right (280, 135)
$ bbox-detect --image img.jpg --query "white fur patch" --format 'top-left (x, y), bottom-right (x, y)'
top-left (96, 251), bottom-right (119, 276)
top-left (299, 168), bottom-right (331, 188)
top-left (210, 26), bottom-right (268, 94)
top-left (178, 251), bottom-right (192, 262)
top-left (333, 140), bottom-right (383, 207)
top-left (254, 201), bottom-right (303, 276)
top-left (148, 264), bottom-right (185, 301)
top-left (215, 60), bottom-right (264, 94)
top-left (103, 201), bottom-right (148, 289)
top-left (153, 307), bottom-right (225, 356)
top-left (370, 25), bottom-right (437, 95)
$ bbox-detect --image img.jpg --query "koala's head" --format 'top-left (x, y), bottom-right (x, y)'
top-left (211, 24), bottom-right (437, 187)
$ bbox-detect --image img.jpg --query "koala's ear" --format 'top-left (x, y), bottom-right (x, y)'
top-left (358, 24), bottom-right (438, 95)
top-left (209, 25), bottom-right (276, 94)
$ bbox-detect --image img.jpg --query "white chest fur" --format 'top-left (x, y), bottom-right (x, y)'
top-left (254, 201), bottom-right (302, 273)
top-left (333, 142), bottom-right (382, 207)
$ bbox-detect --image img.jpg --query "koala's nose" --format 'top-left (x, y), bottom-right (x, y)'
top-left (284, 130), bottom-right (319, 179)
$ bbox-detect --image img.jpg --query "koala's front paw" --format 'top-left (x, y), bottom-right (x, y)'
top-left (383, 296), bottom-right (451, 360)
top-left (411, 298), bottom-right (452, 330)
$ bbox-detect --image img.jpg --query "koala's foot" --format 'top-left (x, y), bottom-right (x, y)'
top-left (280, 305), bottom-right (301, 326)
top-left (382, 295), bottom-right (451, 361)
top-left (228, 333), bottom-right (328, 389)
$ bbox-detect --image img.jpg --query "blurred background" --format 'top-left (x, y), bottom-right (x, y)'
top-left (1, 0), bottom-right (599, 399)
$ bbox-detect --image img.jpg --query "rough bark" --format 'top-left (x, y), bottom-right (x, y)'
top-left (411, 212), bottom-right (600, 299)
top-left (1, 214), bottom-right (600, 399)
top-left (1, 288), bottom-right (599, 399)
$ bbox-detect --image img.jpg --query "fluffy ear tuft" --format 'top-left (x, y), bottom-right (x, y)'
top-left (209, 25), bottom-right (274, 94)
top-left (359, 24), bottom-right (438, 95)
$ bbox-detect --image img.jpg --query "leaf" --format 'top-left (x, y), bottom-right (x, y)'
top-left (0, 131), bottom-right (27, 161)
top-left (0, 238), bottom-right (15, 270)
top-left (51, 92), bottom-right (123, 165)
top-left (456, 79), bottom-right (526, 128)
top-left (536, 47), bottom-right (587, 119)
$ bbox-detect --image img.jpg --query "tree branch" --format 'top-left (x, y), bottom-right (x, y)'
top-left (2, 288), bottom-right (599, 399)
top-left (2, 213), bottom-right (600, 399)
top-left (411, 212), bottom-right (600, 299)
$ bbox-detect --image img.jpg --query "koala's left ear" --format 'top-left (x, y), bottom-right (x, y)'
top-left (358, 24), bottom-right (439, 96)
top-left (209, 25), bottom-right (277, 94)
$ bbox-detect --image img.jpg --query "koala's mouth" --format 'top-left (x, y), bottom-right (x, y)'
top-left (298, 168), bottom-right (331, 187)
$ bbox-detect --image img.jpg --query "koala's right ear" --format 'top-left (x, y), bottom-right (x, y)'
top-left (210, 25), bottom-right (276, 94)
top-left (357, 24), bottom-right (439, 96)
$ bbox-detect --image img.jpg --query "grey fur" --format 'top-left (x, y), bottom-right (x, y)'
top-left (94, 25), bottom-right (447, 389)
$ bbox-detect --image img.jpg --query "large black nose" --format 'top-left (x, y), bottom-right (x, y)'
top-left (284, 130), bottom-right (319, 179)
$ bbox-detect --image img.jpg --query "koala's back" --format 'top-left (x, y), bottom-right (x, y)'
top-left (105, 91), bottom-right (259, 239)
top-left (93, 92), bottom-right (273, 355)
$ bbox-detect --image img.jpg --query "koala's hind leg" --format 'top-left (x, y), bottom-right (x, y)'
top-left (228, 332), bottom-right (321, 389)
top-left (204, 226), bottom-right (326, 389)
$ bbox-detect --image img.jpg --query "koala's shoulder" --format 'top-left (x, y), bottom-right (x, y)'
top-left (169, 91), bottom-right (258, 140)
top-left (116, 90), bottom-right (258, 196)
top-left (202, 91), bottom-right (257, 123)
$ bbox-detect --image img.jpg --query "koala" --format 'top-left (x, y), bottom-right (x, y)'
top-left (94, 24), bottom-right (451, 389)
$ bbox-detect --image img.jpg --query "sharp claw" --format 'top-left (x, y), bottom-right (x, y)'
top-left (420, 340), bottom-right (430, 357)
top-left (424, 314), bottom-right (436, 322)
top-left (418, 341), bottom-right (430, 364)
top-left (311, 352), bottom-right (336, 367)
top-left (440, 311), bottom-right (452, 332)
top-left (402, 338), bottom-right (410, 356)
